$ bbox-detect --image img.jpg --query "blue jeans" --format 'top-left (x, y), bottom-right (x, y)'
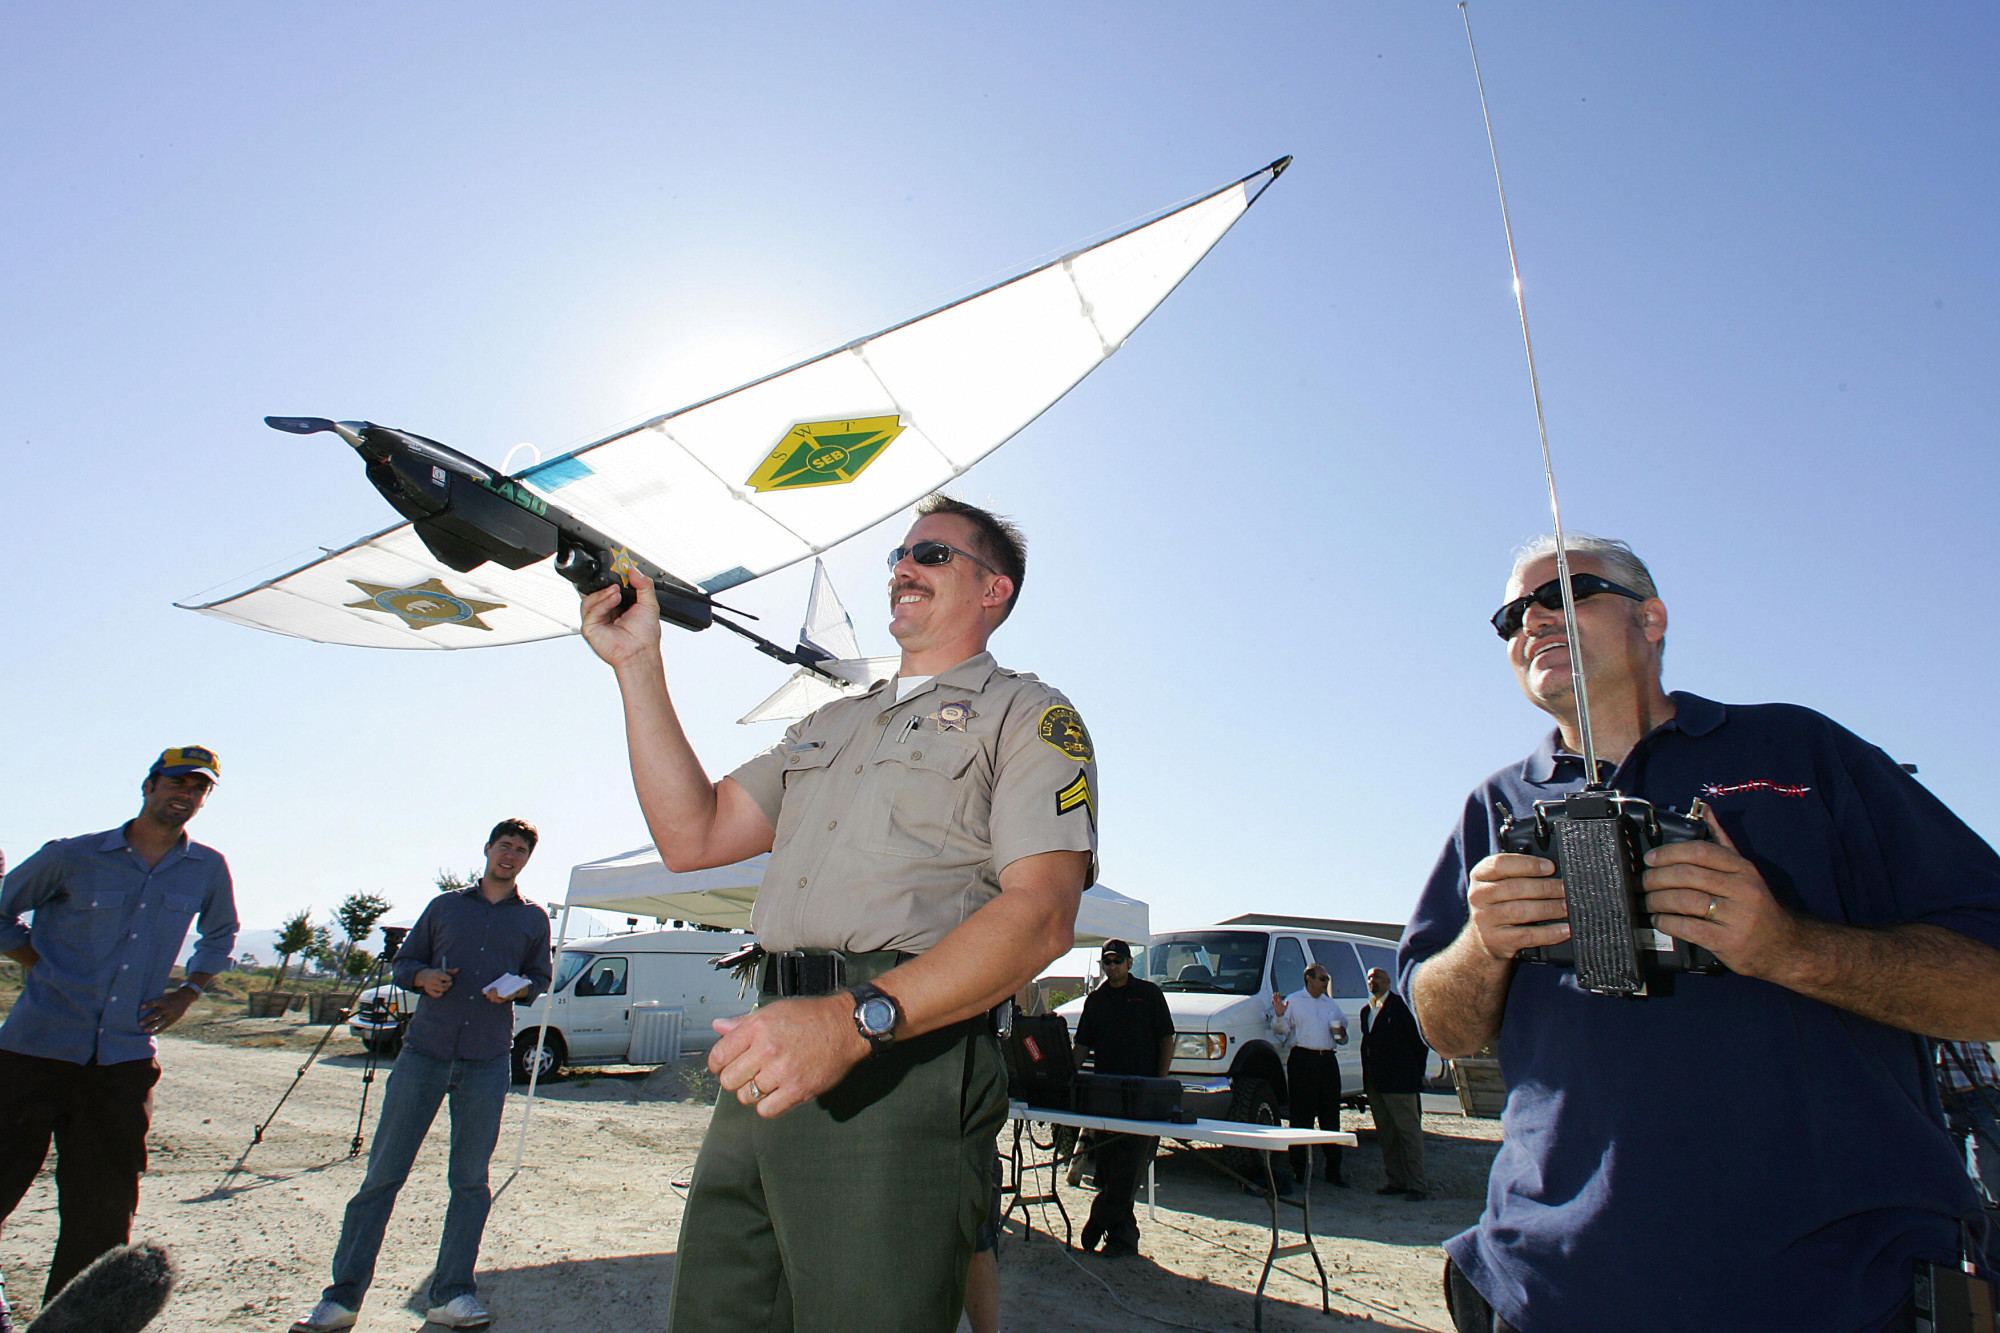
top-left (323, 1049), bottom-right (509, 1308)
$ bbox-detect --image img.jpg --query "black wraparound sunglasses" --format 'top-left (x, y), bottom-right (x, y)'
top-left (886, 540), bottom-right (999, 575)
top-left (1491, 573), bottom-right (1647, 639)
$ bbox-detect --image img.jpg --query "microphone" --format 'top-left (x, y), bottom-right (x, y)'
top-left (27, 1242), bottom-right (174, 1333)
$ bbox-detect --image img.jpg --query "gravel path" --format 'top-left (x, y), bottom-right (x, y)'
top-left (0, 1033), bottom-right (1501, 1332)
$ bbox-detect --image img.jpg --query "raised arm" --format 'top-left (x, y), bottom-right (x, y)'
top-left (580, 579), bottom-right (776, 871)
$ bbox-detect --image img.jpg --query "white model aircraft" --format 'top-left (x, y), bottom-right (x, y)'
top-left (180, 159), bottom-right (1290, 674)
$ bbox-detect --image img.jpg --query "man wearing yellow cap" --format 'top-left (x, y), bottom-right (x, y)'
top-left (0, 746), bottom-right (239, 1325)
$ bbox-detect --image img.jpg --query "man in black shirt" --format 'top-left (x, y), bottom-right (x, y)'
top-left (1070, 939), bottom-right (1174, 1258)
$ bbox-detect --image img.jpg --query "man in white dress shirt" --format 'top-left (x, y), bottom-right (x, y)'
top-left (1271, 963), bottom-right (1349, 1186)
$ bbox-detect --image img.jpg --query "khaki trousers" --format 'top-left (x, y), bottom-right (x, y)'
top-left (1365, 1080), bottom-right (1426, 1192)
top-left (667, 1019), bottom-right (1006, 1333)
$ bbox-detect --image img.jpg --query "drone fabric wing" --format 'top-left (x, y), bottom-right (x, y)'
top-left (183, 525), bottom-right (583, 649)
top-left (515, 158), bottom-right (1289, 594)
top-left (182, 158), bottom-right (1286, 648)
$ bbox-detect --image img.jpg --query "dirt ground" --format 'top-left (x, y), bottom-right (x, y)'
top-left (0, 1020), bottom-right (1501, 1333)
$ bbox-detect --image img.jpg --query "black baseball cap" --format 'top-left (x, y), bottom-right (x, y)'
top-left (1100, 939), bottom-right (1132, 962)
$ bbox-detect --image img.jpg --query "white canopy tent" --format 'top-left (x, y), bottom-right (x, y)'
top-left (564, 845), bottom-right (1149, 945)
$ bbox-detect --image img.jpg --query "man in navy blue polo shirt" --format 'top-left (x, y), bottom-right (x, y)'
top-left (0, 745), bottom-right (239, 1327)
top-left (1402, 536), bottom-right (2000, 1333)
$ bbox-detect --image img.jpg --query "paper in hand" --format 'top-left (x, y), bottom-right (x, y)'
top-left (484, 972), bottom-right (532, 1000)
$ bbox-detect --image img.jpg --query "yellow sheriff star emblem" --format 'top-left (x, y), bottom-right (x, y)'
top-left (745, 415), bottom-right (904, 493)
top-left (345, 579), bottom-right (505, 631)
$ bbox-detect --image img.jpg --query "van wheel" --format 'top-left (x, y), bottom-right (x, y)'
top-left (362, 1032), bottom-right (402, 1058)
top-left (512, 1031), bottom-right (566, 1085)
top-left (1221, 1076), bottom-right (1282, 1180)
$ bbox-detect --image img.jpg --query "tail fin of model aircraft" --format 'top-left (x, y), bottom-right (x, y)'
top-left (739, 560), bottom-right (895, 724)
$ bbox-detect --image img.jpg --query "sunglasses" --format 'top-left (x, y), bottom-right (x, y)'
top-left (886, 540), bottom-right (999, 575)
top-left (1491, 573), bottom-right (1647, 640)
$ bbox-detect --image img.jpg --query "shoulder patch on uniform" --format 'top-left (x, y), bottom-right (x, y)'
top-left (1056, 771), bottom-right (1094, 825)
top-left (1037, 705), bottom-right (1093, 762)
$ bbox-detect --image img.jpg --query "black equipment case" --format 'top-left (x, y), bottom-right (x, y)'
top-left (1004, 1014), bottom-right (1078, 1110)
top-left (1070, 1073), bottom-right (1187, 1122)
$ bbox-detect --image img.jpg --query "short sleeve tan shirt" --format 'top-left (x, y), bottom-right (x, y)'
top-left (728, 651), bottom-right (1099, 953)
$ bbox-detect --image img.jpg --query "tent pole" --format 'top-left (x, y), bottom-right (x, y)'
top-left (511, 904), bottom-right (571, 1175)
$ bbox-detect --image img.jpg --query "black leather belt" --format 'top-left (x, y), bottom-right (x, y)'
top-left (759, 948), bottom-right (915, 998)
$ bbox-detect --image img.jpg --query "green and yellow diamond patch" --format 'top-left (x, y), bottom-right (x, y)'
top-left (745, 416), bottom-right (904, 493)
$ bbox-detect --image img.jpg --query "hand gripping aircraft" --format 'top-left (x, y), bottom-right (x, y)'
top-left (182, 159), bottom-right (1289, 713)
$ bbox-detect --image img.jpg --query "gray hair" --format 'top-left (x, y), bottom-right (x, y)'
top-left (1510, 533), bottom-right (1664, 660)
top-left (1510, 533), bottom-right (1658, 600)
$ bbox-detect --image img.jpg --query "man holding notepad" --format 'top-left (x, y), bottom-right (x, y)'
top-left (290, 818), bottom-right (553, 1333)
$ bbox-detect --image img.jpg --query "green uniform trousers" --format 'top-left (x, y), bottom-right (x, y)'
top-left (667, 1016), bottom-right (1007, 1333)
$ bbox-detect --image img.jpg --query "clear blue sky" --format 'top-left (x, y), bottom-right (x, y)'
top-left (2, 3), bottom-right (1994, 945)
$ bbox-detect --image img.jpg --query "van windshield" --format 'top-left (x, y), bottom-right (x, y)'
top-left (554, 950), bottom-right (594, 993)
top-left (1143, 932), bottom-right (1270, 994)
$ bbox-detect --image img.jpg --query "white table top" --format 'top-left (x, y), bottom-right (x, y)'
top-left (1007, 1100), bottom-right (1357, 1151)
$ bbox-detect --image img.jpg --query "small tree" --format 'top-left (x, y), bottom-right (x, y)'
top-left (435, 866), bottom-right (479, 892)
top-left (343, 946), bottom-right (377, 980)
top-left (303, 923), bottom-right (338, 978)
top-left (334, 893), bottom-right (394, 974)
top-left (269, 910), bottom-right (315, 993)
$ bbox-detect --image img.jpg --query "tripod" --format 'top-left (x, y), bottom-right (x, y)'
top-left (243, 926), bottom-right (408, 1160)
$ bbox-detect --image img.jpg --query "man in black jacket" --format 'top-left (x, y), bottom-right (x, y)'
top-left (1360, 967), bottom-right (1429, 1201)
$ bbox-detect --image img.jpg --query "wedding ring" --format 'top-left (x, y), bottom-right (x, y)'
top-left (1705, 896), bottom-right (1720, 920)
top-left (745, 1079), bottom-right (763, 1102)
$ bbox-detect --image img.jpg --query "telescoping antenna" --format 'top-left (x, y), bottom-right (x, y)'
top-left (1460, 1), bottom-right (1603, 787)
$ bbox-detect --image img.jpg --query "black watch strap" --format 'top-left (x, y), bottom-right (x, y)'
top-left (849, 982), bottom-right (903, 1054)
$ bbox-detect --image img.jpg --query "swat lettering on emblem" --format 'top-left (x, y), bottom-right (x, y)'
top-left (1055, 771), bottom-right (1094, 825)
top-left (1036, 705), bottom-right (1093, 762)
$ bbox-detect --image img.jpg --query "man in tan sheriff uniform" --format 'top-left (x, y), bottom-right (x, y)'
top-left (581, 494), bottom-right (1095, 1333)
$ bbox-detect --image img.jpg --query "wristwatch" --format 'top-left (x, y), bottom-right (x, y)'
top-left (178, 980), bottom-right (204, 998)
top-left (849, 982), bottom-right (904, 1054)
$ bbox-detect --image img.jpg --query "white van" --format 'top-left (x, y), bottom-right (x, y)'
top-left (349, 928), bottom-right (755, 1083)
top-left (510, 928), bottom-right (756, 1082)
top-left (1057, 914), bottom-right (1402, 1127)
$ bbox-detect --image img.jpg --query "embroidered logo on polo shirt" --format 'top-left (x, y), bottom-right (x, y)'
top-left (1701, 780), bottom-right (1812, 798)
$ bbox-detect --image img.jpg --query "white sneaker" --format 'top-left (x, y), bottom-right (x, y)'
top-left (288, 1300), bottom-right (358, 1332)
top-left (425, 1293), bottom-right (493, 1328)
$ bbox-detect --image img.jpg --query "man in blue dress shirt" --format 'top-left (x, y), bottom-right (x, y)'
top-left (291, 818), bottom-right (552, 1333)
top-left (0, 745), bottom-right (239, 1326)
top-left (1403, 536), bottom-right (2000, 1333)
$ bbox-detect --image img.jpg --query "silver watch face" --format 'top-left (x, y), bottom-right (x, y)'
top-left (858, 995), bottom-right (897, 1037)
